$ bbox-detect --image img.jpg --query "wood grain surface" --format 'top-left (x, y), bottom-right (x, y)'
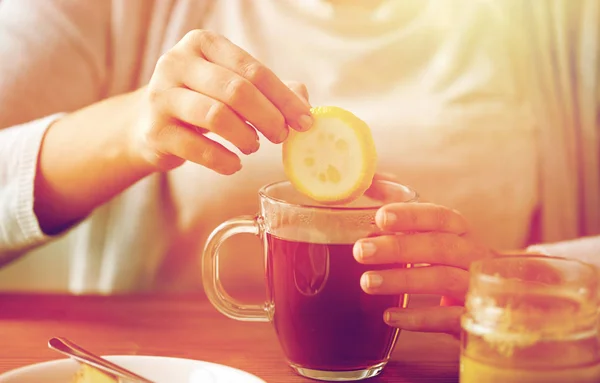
top-left (0, 293), bottom-right (459, 382)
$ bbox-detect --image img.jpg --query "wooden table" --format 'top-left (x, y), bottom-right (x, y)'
top-left (0, 293), bottom-right (459, 382)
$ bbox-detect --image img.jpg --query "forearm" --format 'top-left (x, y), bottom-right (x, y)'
top-left (34, 88), bottom-right (154, 234)
top-left (524, 236), bottom-right (600, 268)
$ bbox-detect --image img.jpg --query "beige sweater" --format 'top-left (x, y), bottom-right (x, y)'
top-left (0, 0), bottom-right (597, 293)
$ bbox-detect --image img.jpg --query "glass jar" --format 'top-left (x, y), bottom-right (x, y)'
top-left (460, 255), bottom-right (600, 383)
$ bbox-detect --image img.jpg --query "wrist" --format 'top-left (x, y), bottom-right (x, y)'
top-left (122, 87), bottom-right (158, 175)
top-left (33, 89), bottom-right (157, 234)
top-left (124, 86), bottom-right (185, 173)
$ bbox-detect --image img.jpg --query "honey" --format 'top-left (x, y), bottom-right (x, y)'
top-left (460, 354), bottom-right (600, 383)
top-left (460, 256), bottom-right (600, 383)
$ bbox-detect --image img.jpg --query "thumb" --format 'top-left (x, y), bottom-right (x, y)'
top-left (285, 81), bottom-right (311, 106)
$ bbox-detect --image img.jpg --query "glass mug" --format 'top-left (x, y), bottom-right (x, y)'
top-left (460, 255), bottom-right (600, 383)
top-left (202, 180), bottom-right (418, 381)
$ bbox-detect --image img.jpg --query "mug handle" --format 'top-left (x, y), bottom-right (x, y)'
top-left (201, 215), bottom-right (269, 322)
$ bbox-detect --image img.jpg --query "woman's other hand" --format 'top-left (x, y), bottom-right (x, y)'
top-left (129, 29), bottom-right (313, 174)
top-left (354, 203), bottom-right (497, 337)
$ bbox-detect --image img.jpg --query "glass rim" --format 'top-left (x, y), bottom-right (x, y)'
top-left (258, 180), bottom-right (419, 211)
top-left (469, 255), bottom-right (599, 286)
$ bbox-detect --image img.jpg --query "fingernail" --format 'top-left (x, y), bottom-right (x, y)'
top-left (376, 210), bottom-right (397, 227)
top-left (384, 310), bottom-right (405, 326)
top-left (298, 114), bottom-right (313, 131)
top-left (361, 273), bottom-right (383, 289)
top-left (242, 143), bottom-right (259, 155)
top-left (250, 137), bottom-right (260, 153)
top-left (222, 160), bottom-right (242, 175)
top-left (234, 160), bottom-right (242, 172)
top-left (276, 129), bottom-right (289, 143)
top-left (354, 241), bottom-right (376, 260)
top-left (384, 311), bottom-right (392, 323)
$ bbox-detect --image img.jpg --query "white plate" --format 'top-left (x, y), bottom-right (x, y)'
top-left (0, 355), bottom-right (267, 383)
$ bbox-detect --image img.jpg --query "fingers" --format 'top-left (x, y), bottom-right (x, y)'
top-left (354, 232), bottom-right (493, 270)
top-left (182, 58), bottom-right (289, 144)
top-left (285, 81), bottom-right (310, 104)
top-left (154, 122), bottom-right (242, 175)
top-left (364, 173), bottom-right (403, 202)
top-left (375, 203), bottom-right (469, 235)
top-left (161, 87), bottom-right (259, 154)
top-left (384, 306), bottom-right (464, 337)
top-left (143, 29), bottom-right (313, 174)
top-left (360, 266), bottom-right (469, 300)
top-left (372, 172), bottom-right (400, 184)
top-left (440, 296), bottom-right (464, 307)
top-left (182, 30), bottom-right (313, 132)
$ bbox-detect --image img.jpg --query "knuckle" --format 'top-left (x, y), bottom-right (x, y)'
top-left (146, 123), bottom-right (177, 154)
top-left (431, 233), bottom-right (457, 261)
top-left (155, 52), bottom-right (180, 73)
top-left (184, 29), bottom-right (216, 47)
top-left (435, 205), bottom-right (450, 230)
top-left (224, 77), bottom-right (253, 105)
top-left (198, 146), bottom-right (218, 169)
top-left (397, 208), bottom-right (419, 228)
top-left (439, 267), bottom-right (466, 297)
top-left (183, 29), bottom-right (203, 41)
top-left (182, 29), bottom-right (227, 58)
top-left (205, 102), bottom-right (231, 129)
top-left (156, 123), bottom-right (177, 141)
top-left (405, 313), bottom-right (425, 329)
top-left (179, 98), bottom-right (198, 123)
top-left (186, 107), bottom-right (210, 131)
top-left (392, 235), bottom-right (407, 259)
top-left (146, 87), bottom-right (164, 108)
top-left (396, 270), bottom-right (412, 293)
top-left (241, 61), bottom-right (270, 84)
top-left (139, 126), bottom-right (158, 148)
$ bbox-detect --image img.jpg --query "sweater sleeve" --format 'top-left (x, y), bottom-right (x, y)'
top-left (0, 0), bottom-right (109, 259)
top-left (0, 115), bottom-right (64, 259)
top-left (526, 236), bottom-right (600, 267)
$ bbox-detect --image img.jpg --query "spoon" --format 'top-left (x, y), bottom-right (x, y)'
top-left (48, 337), bottom-right (155, 383)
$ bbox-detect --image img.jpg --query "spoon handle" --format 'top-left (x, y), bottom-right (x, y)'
top-left (48, 337), bottom-right (155, 383)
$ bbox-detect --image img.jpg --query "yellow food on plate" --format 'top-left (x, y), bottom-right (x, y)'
top-left (282, 106), bottom-right (377, 205)
top-left (73, 364), bottom-right (117, 383)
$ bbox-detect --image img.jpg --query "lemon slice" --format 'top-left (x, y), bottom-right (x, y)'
top-left (283, 106), bottom-right (377, 205)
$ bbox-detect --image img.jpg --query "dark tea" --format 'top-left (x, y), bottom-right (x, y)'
top-left (203, 180), bottom-right (418, 380)
top-left (266, 232), bottom-right (405, 372)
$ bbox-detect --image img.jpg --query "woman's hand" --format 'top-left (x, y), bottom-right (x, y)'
top-left (353, 203), bottom-right (497, 337)
top-left (129, 29), bottom-right (313, 174)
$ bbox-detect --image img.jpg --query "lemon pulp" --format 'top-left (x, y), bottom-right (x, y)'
top-left (282, 106), bottom-right (377, 205)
